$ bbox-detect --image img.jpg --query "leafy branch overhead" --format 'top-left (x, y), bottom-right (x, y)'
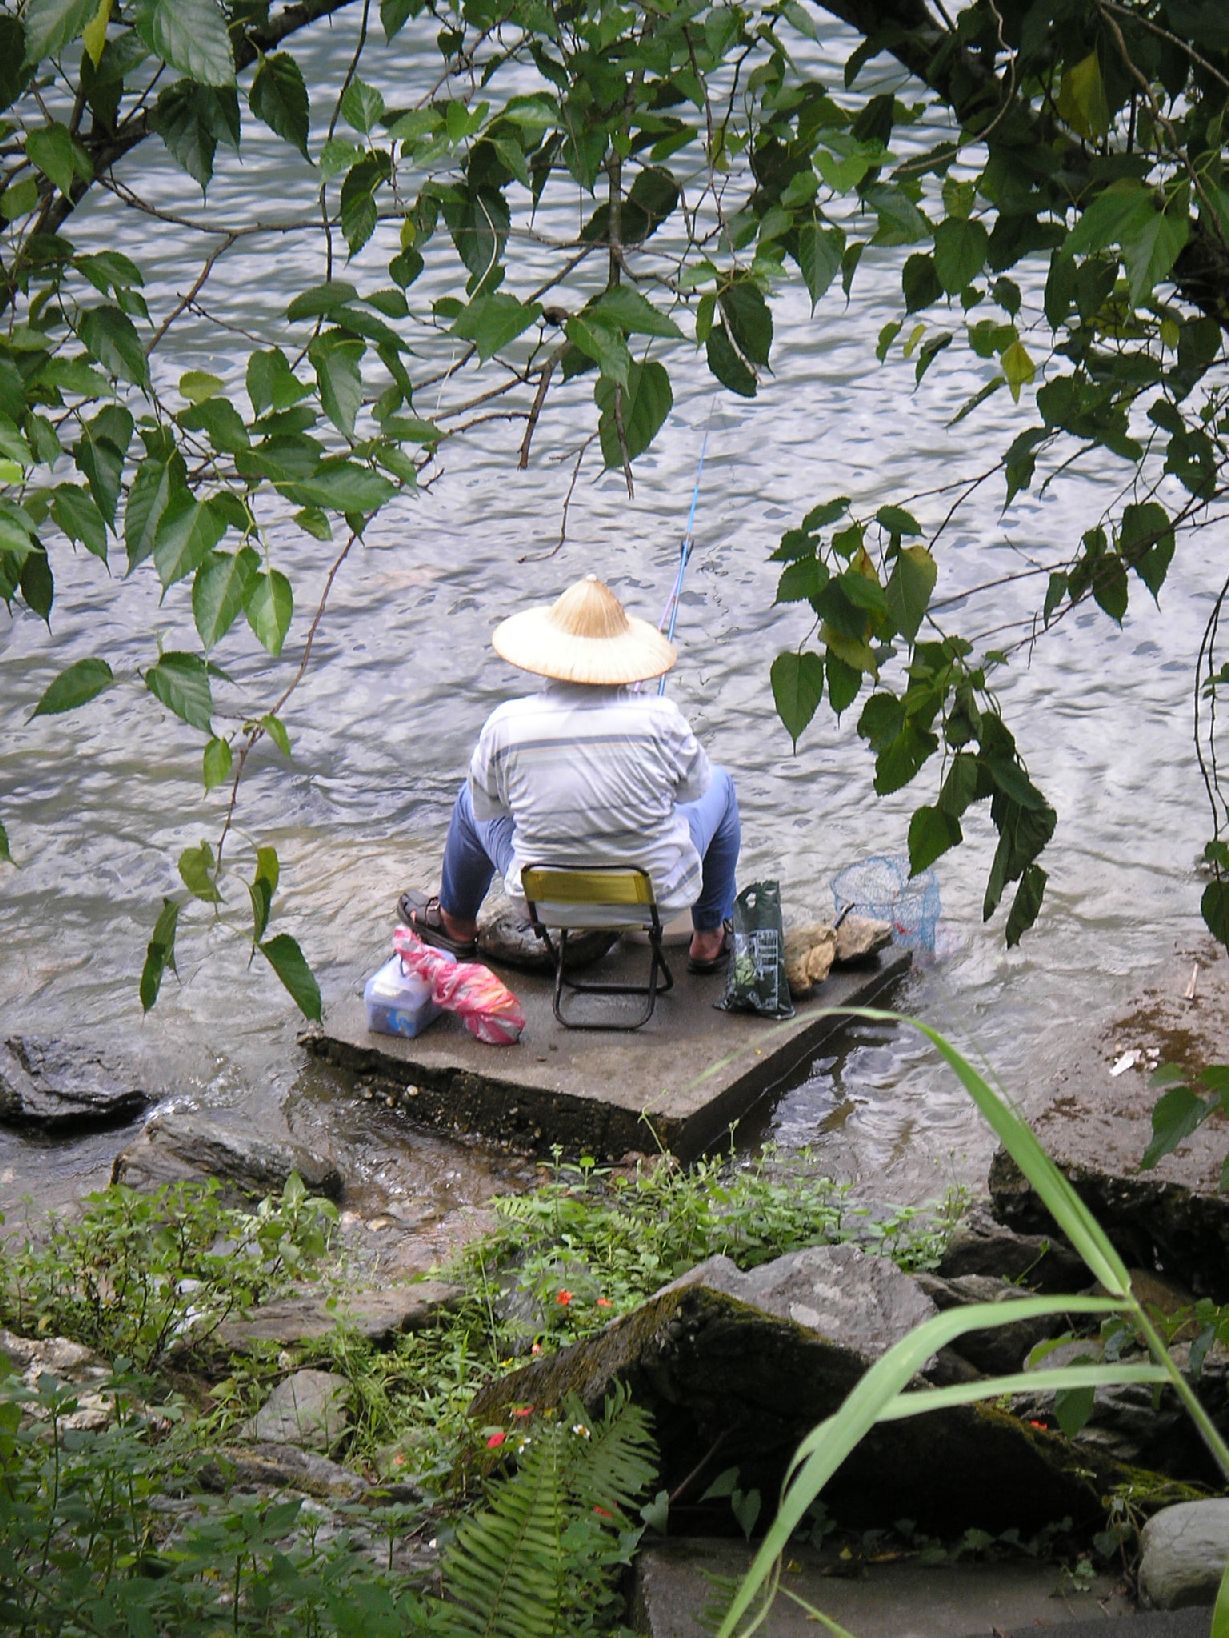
top-left (1, 0), bottom-right (1228, 1007)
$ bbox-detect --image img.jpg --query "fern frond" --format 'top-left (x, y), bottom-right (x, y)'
top-left (440, 1388), bottom-right (659, 1638)
top-left (443, 1424), bottom-right (568, 1638)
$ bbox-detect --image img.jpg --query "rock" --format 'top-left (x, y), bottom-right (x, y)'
top-left (0, 1329), bottom-right (117, 1430)
top-left (199, 1442), bottom-right (365, 1501)
top-left (476, 890), bottom-right (618, 974)
top-left (834, 914), bottom-right (893, 966)
top-left (0, 1035), bottom-right (153, 1132)
top-left (1139, 1499), bottom-right (1229, 1609)
top-left (471, 1249), bottom-right (1141, 1535)
top-left (988, 946), bottom-right (1229, 1299)
top-left (665, 1245), bottom-right (938, 1355)
top-left (783, 924), bottom-right (836, 999)
top-left (214, 1280), bottom-right (461, 1351)
top-left (240, 1370), bottom-right (351, 1452)
top-left (912, 1271), bottom-right (1075, 1377)
top-left (112, 1108), bottom-right (342, 1201)
top-left (935, 1204), bottom-right (1089, 1291)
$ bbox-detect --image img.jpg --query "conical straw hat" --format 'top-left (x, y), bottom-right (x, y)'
top-left (492, 574), bottom-right (676, 685)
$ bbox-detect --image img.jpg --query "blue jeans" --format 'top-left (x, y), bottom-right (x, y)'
top-left (439, 766), bottom-right (741, 932)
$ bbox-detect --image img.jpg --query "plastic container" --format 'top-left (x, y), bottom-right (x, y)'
top-left (363, 952), bottom-right (453, 1039)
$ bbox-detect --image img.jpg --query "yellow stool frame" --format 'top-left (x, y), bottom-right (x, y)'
top-left (521, 863), bottom-right (674, 1031)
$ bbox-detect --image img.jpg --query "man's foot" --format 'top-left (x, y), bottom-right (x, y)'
top-left (396, 890), bottom-right (479, 957)
top-left (687, 921), bottom-right (732, 974)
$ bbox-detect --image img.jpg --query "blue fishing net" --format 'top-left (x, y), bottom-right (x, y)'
top-left (830, 854), bottom-right (941, 952)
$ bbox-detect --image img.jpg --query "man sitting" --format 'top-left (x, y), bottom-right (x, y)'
top-left (402, 573), bottom-right (739, 974)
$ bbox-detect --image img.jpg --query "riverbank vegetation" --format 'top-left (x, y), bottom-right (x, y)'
top-left (0, 1146), bottom-right (961, 1633)
top-left (2, 2), bottom-right (1228, 1009)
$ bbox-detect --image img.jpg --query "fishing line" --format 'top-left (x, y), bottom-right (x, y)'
top-left (657, 399), bottom-right (718, 696)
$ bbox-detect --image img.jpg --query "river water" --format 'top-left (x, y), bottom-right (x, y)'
top-left (0, 13), bottom-right (1212, 1218)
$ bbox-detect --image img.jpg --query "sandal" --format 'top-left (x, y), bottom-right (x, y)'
top-left (687, 921), bottom-right (733, 975)
top-left (396, 889), bottom-right (478, 959)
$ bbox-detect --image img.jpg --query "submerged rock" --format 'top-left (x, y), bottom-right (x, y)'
top-left (111, 1108), bottom-right (342, 1201)
top-left (0, 1035), bottom-right (152, 1132)
top-left (988, 947), bottom-right (1229, 1298)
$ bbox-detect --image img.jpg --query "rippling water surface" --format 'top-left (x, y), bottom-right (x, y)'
top-left (0, 15), bottom-right (1211, 1213)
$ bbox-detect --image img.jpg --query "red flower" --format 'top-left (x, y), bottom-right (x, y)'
top-left (595, 1297), bottom-right (612, 1308)
top-left (593, 1505), bottom-right (613, 1518)
top-left (511, 1405), bottom-right (534, 1419)
top-left (556, 1289), bottom-right (573, 1306)
top-left (530, 1341), bottom-right (542, 1355)
top-left (486, 1431), bottom-right (507, 1448)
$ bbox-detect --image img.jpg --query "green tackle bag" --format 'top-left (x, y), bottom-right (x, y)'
top-left (717, 880), bottom-right (794, 1020)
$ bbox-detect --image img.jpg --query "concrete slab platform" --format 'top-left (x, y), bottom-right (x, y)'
top-left (306, 943), bottom-right (910, 1160)
top-left (632, 1541), bottom-right (1207, 1636)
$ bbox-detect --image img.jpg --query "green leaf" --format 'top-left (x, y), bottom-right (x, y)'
top-left (1063, 181), bottom-right (1153, 260)
top-left (1202, 878), bottom-right (1229, 948)
top-left (340, 76), bottom-right (385, 135)
top-left (1057, 50), bottom-right (1108, 140)
top-left (1000, 339), bottom-right (1035, 404)
top-left (74, 406), bottom-right (133, 526)
top-left (451, 294), bottom-right (542, 361)
top-left (309, 333), bottom-right (364, 436)
top-left (153, 494), bottom-right (226, 589)
top-left (595, 361), bottom-right (673, 467)
top-left (1141, 1083), bottom-right (1215, 1170)
top-left (261, 933), bottom-right (322, 1020)
top-left (339, 153), bottom-right (392, 255)
top-left (932, 218), bottom-right (988, 295)
top-left (27, 122), bottom-right (91, 196)
top-left (1121, 205), bottom-right (1190, 309)
top-left (796, 221), bottom-right (843, 310)
top-left (884, 545), bottom-right (937, 642)
top-left (177, 396), bottom-right (250, 455)
top-left (203, 735), bottom-right (232, 791)
top-left (20, 544), bottom-right (53, 622)
top-left (78, 306), bottom-right (149, 389)
top-left (21, 0), bottom-right (97, 64)
top-left (771, 651), bottom-right (825, 750)
top-left (255, 843), bottom-right (280, 897)
top-left (245, 568), bottom-right (293, 656)
top-left (179, 839), bottom-right (220, 902)
top-left (145, 651), bottom-right (213, 732)
top-left (140, 897), bottom-right (180, 1012)
top-left (279, 460), bottom-right (396, 513)
top-left (30, 656), bottom-right (113, 718)
top-left (0, 817), bottom-right (10, 866)
top-left (826, 652), bottom-right (861, 716)
top-left (866, 184), bottom-right (930, 246)
top-left (179, 369), bottom-right (224, 404)
top-left (262, 713), bottom-right (292, 757)
top-left (193, 545), bottom-right (258, 649)
top-left (902, 254), bottom-right (941, 314)
top-left (706, 325), bottom-right (757, 397)
top-left (250, 52), bottom-right (309, 158)
top-left (590, 285), bottom-right (684, 339)
top-left (875, 505), bottom-right (920, 537)
top-left (247, 348), bottom-right (309, 415)
top-left (565, 314), bottom-right (630, 387)
top-left (719, 281), bottom-right (772, 366)
top-left (51, 485), bottom-right (107, 560)
top-left (132, 0), bottom-right (234, 86)
top-left (1005, 863), bottom-right (1047, 946)
top-left (125, 454), bottom-right (184, 571)
top-left (149, 79), bottom-right (236, 188)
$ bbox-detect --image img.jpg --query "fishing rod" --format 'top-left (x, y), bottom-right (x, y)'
top-left (657, 406), bottom-right (715, 697)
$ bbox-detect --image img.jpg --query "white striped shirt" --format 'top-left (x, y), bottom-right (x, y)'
top-left (469, 681), bottom-right (712, 910)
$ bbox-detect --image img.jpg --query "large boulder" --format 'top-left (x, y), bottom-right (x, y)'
top-left (0, 1036), bottom-right (153, 1132)
top-left (988, 947), bottom-right (1229, 1298)
top-left (471, 1244), bottom-right (1139, 1534)
top-left (112, 1108), bottom-right (342, 1201)
top-left (240, 1369), bottom-right (351, 1452)
top-left (1139, 1499), bottom-right (1229, 1610)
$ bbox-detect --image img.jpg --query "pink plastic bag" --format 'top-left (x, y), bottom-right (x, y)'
top-left (392, 927), bottom-right (525, 1045)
